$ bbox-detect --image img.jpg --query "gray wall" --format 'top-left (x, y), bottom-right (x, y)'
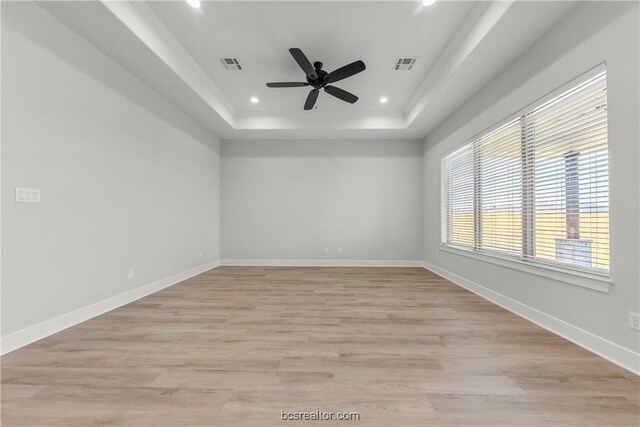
top-left (423, 2), bottom-right (639, 355)
top-left (221, 140), bottom-right (423, 262)
top-left (1, 3), bottom-right (221, 336)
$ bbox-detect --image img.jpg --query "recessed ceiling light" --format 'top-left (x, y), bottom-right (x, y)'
top-left (379, 97), bottom-right (388, 104)
top-left (422, 0), bottom-right (435, 6)
top-left (187, 0), bottom-right (201, 9)
top-left (250, 97), bottom-right (259, 104)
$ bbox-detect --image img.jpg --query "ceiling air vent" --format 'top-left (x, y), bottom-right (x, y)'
top-left (394, 57), bottom-right (417, 71)
top-left (220, 58), bottom-right (242, 70)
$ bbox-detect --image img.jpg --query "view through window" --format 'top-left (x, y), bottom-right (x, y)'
top-left (441, 68), bottom-right (609, 275)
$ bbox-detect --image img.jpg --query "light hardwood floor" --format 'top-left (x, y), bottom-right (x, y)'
top-left (1, 267), bottom-right (638, 426)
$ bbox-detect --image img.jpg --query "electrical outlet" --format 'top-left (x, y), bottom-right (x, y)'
top-left (325, 248), bottom-right (330, 254)
top-left (198, 250), bottom-right (203, 259)
top-left (128, 268), bottom-right (135, 279)
top-left (629, 312), bottom-right (640, 331)
top-left (338, 247), bottom-right (343, 255)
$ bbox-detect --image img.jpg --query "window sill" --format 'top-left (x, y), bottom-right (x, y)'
top-left (439, 245), bottom-right (613, 293)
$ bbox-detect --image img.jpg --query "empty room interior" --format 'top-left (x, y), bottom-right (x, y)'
top-left (1, 0), bottom-right (639, 426)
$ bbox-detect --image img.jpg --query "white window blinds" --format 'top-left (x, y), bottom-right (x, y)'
top-left (442, 68), bottom-right (609, 276)
top-left (527, 72), bottom-right (608, 271)
top-left (442, 144), bottom-right (474, 248)
top-left (478, 119), bottom-right (523, 256)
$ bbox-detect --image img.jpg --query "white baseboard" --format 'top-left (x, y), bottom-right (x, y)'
top-left (0, 261), bottom-right (220, 355)
top-left (7, 259), bottom-right (633, 375)
top-left (422, 261), bottom-right (640, 375)
top-left (219, 259), bottom-right (424, 267)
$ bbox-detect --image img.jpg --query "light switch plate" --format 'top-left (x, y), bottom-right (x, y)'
top-left (16, 188), bottom-right (41, 203)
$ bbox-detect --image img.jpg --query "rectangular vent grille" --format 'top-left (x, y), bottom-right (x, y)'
top-left (394, 57), bottom-right (417, 71)
top-left (220, 58), bottom-right (242, 70)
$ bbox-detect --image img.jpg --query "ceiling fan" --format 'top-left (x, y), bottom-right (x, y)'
top-left (266, 48), bottom-right (366, 110)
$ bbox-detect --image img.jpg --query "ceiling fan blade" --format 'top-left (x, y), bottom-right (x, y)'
top-left (289, 48), bottom-right (318, 80)
top-left (324, 85), bottom-right (358, 104)
top-left (304, 88), bottom-right (319, 110)
top-left (266, 82), bottom-right (309, 88)
top-left (326, 60), bottom-right (366, 84)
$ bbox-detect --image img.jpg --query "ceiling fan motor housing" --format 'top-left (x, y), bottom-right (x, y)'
top-left (308, 62), bottom-right (329, 88)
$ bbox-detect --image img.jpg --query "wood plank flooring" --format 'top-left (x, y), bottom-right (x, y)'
top-left (1, 267), bottom-right (638, 426)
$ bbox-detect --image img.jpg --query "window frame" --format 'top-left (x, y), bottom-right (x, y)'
top-left (440, 64), bottom-right (612, 292)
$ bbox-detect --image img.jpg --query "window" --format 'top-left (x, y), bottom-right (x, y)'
top-left (442, 143), bottom-right (474, 248)
top-left (479, 119), bottom-right (523, 256)
top-left (441, 67), bottom-right (609, 277)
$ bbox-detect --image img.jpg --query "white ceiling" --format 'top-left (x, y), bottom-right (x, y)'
top-left (147, 1), bottom-right (475, 115)
top-left (40, 1), bottom-right (579, 140)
